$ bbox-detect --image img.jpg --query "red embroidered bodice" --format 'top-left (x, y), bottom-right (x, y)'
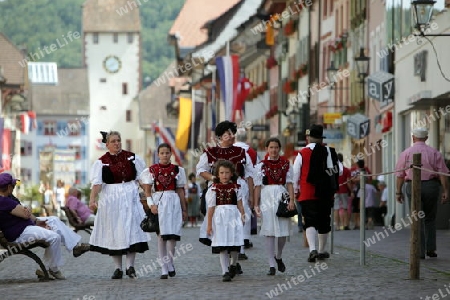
top-left (149, 163), bottom-right (179, 191)
top-left (212, 183), bottom-right (240, 206)
top-left (99, 150), bottom-right (136, 184)
top-left (204, 146), bottom-right (246, 177)
top-left (261, 157), bottom-right (290, 185)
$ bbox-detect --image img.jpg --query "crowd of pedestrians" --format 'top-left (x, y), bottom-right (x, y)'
top-left (0, 122), bottom-right (448, 282)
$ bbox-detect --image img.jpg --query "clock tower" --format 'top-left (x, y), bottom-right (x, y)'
top-left (82, 0), bottom-right (144, 164)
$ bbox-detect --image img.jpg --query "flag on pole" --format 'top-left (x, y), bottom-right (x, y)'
top-left (216, 55), bottom-right (240, 121)
top-left (19, 112), bottom-right (30, 134)
top-left (175, 97), bottom-right (192, 152)
top-left (211, 82), bottom-right (217, 131)
top-left (188, 100), bottom-right (204, 150)
top-left (152, 122), bottom-right (184, 166)
top-left (234, 76), bottom-right (253, 121)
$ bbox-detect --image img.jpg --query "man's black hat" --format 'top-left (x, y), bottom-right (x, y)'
top-left (307, 124), bottom-right (326, 139)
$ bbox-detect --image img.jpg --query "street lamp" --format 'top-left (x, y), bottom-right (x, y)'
top-left (326, 60), bottom-right (338, 89)
top-left (411, 0), bottom-right (450, 36)
top-left (354, 48), bottom-right (370, 112)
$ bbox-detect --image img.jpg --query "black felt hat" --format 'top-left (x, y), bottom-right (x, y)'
top-left (100, 131), bottom-right (108, 143)
top-left (307, 124), bottom-right (326, 139)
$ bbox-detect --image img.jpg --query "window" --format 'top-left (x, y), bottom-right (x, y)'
top-left (93, 33), bottom-right (99, 44)
top-left (127, 33), bottom-right (134, 44)
top-left (20, 141), bottom-right (32, 156)
top-left (69, 145), bottom-right (81, 159)
top-left (122, 83), bottom-right (128, 95)
top-left (113, 33), bottom-right (118, 43)
top-left (43, 121), bottom-right (57, 135)
top-left (67, 121), bottom-right (81, 136)
top-left (126, 110), bottom-right (132, 122)
top-left (75, 171), bottom-right (82, 185)
top-left (323, 0), bottom-right (328, 17)
top-left (126, 139), bottom-right (132, 151)
top-left (20, 169), bottom-right (32, 182)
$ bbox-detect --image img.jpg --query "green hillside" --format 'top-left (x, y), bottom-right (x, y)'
top-left (0, 0), bottom-right (185, 84)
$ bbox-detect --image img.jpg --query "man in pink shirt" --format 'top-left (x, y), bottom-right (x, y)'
top-left (66, 188), bottom-right (95, 226)
top-left (395, 127), bottom-right (449, 259)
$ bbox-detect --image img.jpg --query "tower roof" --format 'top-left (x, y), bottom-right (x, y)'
top-left (82, 0), bottom-right (141, 33)
top-left (0, 33), bottom-right (27, 86)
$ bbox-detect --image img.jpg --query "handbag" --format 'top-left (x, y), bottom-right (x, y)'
top-left (140, 211), bottom-right (159, 233)
top-left (276, 192), bottom-right (298, 218)
top-left (140, 192), bottom-right (163, 233)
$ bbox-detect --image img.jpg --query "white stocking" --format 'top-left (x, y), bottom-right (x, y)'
top-left (276, 237), bottom-right (287, 259)
top-left (230, 251), bottom-right (238, 266)
top-left (265, 236), bottom-right (276, 267)
top-left (158, 236), bottom-right (168, 275)
top-left (126, 252), bottom-right (136, 269)
top-left (219, 251), bottom-right (230, 274)
top-left (306, 227), bottom-right (317, 252)
top-left (318, 233), bottom-right (328, 254)
top-left (112, 256), bottom-right (122, 270)
top-left (166, 240), bottom-right (176, 271)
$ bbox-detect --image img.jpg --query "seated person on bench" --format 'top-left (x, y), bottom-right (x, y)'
top-left (0, 173), bottom-right (89, 280)
top-left (66, 187), bottom-right (95, 226)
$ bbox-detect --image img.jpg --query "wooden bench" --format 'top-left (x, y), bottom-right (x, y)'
top-left (0, 230), bottom-right (51, 281)
top-left (61, 206), bottom-right (93, 234)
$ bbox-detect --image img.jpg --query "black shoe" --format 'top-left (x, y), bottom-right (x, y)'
top-left (111, 269), bottom-right (123, 279)
top-left (160, 274), bottom-right (168, 279)
top-left (168, 268), bottom-right (176, 277)
top-left (244, 239), bottom-right (253, 249)
top-left (238, 253), bottom-right (248, 260)
top-left (267, 267), bottom-right (276, 276)
top-left (427, 251), bottom-right (437, 258)
top-left (222, 272), bottom-right (232, 282)
top-left (73, 243), bottom-right (90, 258)
top-left (308, 250), bottom-right (318, 263)
top-left (236, 263), bottom-right (243, 275)
top-left (126, 267), bottom-right (137, 279)
top-left (274, 257), bottom-right (286, 272)
top-left (229, 265), bottom-right (237, 278)
top-left (318, 251), bottom-right (330, 260)
top-left (420, 255), bottom-right (426, 259)
top-left (344, 226), bottom-right (350, 230)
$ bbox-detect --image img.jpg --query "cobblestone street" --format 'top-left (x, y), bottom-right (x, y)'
top-left (1, 222), bottom-right (449, 300)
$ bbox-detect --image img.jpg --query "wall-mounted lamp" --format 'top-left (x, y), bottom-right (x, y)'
top-left (412, 0), bottom-right (450, 36)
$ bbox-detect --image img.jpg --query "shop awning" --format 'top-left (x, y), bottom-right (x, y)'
top-left (346, 113), bottom-right (370, 139)
top-left (367, 71), bottom-right (394, 109)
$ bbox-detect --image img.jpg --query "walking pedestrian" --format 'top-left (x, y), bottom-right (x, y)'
top-left (293, 124), bottom-right (340, 262)
top-left (206, 160), bottom-right (245, 282)
top-left (254, 137), bottom-right (296, 275)
top-left (89, 131), bottom-right (149, 279)
top-left (395, 127), bottom-right (449, 259)
top-left (141, 143), bottom-right (188, 279)
top-left (186, 173), bottom-right (201, 227)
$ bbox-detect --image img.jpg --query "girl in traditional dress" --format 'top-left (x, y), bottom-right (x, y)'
top-left (141, 143), bottom-right (188, 279)
top-left (254, 138), bottom-right (295, 275)
top-left (206, 160), bottom-right (245, 282)
top-left (89, 131), bottom-right (149, 279)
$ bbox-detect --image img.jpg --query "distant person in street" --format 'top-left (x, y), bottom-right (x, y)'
top-left (350, 159), bottom-right (371, 229)
top-left (0, 173), bottom-right (90, 280)
top-left (206, 160), bottom-right (245, 282)
top-left (358, 182), bottom-right (377, 230)
top-left (334, 153), bottom-right (352, 230)
top-left (254, 137), bottom-right (295, 275)
top-left (54, 179), bottom-right (66, 217)
top-left (186, 173), bottom-right (201, 227)
top-left (293, 124), bottom-right (340, 262)
top-left (395, 127), bottom-right (449, 259)
top-left (141, 143), bottom-right (188, 280)
top-left (42, 182), bottom-right (57, 216)
top-left (66, 187), bottom-right (95, 226)
top-left (376, 175), bottom-right (388, 226)
top-left (89, 131), bottom-right (149, 279)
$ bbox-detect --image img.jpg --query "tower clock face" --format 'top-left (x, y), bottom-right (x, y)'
top-left (103, 55), bottom-right (121, 73)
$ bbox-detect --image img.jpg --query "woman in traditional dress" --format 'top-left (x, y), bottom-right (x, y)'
top-left (140, 143), bottom-right (188, 279)
top-left (89, 131), bottom-right (149, 279)
top-left (254, 137), bottom-right (296, 275)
